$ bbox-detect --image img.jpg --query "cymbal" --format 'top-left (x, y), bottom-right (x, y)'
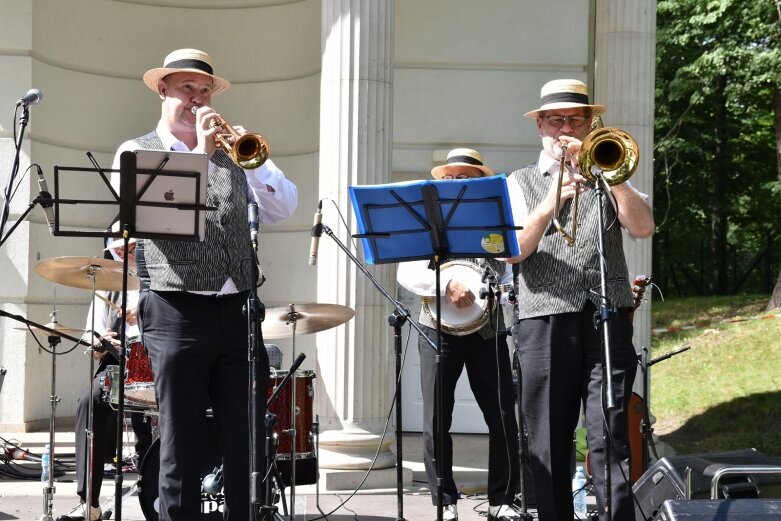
top-left (262, 303), bottom-right (355, 339)
top-left (16, 322), bottom-right (86, 337)
top-left (35, 256), bottom-right (139, 292)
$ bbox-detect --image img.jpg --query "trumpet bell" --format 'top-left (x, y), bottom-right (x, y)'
top-left (230, 133), bottom-right (270, 170)
top-left (579, 127), bottom-right (639, 185)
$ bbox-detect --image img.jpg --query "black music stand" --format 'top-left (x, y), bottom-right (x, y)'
top-left (349, 175), bottom-right (520, 521)
top-left (50, 149), bottom-right (209, 521)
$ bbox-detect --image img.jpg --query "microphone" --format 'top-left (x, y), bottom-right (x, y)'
top-left (308, 201), bottom-right (323, 266)
top-left (6, 446), bottom-right (40, 461)
top-left (247, 201), bottom-right (259, 246)
top-left (36, 167), bottom-right (56, 235)
top-left (289, 352), bottom-right (306, 374)
top-left (17, 88), bottom-right (43, 107)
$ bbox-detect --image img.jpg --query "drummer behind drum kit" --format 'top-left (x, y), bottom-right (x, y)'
top-left (28, 254), bottom-right (355, 521)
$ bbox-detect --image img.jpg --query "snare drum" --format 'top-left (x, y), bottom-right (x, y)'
top-left (101, 342), bottom-right (156, 410)
top-left (267, 370), bottom-right (315, 458)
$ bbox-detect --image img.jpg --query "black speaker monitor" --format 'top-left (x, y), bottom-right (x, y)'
top-left (659, 499), bottom-right (781, 520)
top-left (633, 449), bottom-right (781, 521)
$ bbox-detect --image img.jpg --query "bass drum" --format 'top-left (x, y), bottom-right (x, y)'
top-left (138, 425), bottom-right (223, 520)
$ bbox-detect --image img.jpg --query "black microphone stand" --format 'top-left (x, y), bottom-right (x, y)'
top-left (592, 167), bottom-right (617, 521)
top-left (246, 204), bottom-right (271, 521)
top-left (387, 309), bottom-right (407, 521)
top-left (638, 345), bottom-right (690, 472)
top-left (0, 194), bottom-right (50, 248)
top-left (320, 223), bottom-right (439, 521)
top-left (0, 103), bottom-right (32, 242)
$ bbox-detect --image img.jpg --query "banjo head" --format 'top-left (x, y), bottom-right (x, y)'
top-left (421, 260), bottom-right (492, 336)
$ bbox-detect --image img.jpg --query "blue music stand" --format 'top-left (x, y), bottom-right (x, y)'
top-left (349, 175), bottom-right (519, 264)
top-left (349, 174), bottom-right (520, 521)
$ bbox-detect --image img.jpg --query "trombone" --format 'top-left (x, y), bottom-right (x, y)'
top-left (551, 117), bottom-right (639, 246)
top-left (191, 106), bottom-right (270, 169)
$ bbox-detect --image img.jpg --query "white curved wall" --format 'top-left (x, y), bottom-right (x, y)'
top-left (0, 0), bottom-right (321, 428)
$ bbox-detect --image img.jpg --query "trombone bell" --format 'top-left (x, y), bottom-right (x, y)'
top-left (551, 117), bottom-right (639, 246)
top-left (579, 126), bottom-right (639, 185)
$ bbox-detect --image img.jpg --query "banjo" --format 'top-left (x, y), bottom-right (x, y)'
top-left (421, 260), bottom-right (512, 336)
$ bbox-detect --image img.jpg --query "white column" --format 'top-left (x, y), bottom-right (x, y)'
top-left (593, 0), bottom-right (656, 366)
top-left (315, 0), bottom-right (399, 481)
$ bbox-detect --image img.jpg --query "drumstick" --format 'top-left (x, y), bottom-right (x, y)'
top-left (95, 292), bottom-right (122, 312)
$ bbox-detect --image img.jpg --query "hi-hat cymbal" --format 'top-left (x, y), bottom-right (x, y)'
top-left (262, 303), bottom-right (355, 339)
top-left (16, 322), bottom-right (86, 337)
top-left (35, 256), bottom-right (139, 292)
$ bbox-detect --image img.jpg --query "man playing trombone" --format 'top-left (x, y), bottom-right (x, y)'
top-left (506, 79), bottom-right (654, 521)
top-left (110, 48), bottom-right (298, 521)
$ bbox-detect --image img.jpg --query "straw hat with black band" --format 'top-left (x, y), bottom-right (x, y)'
top-left (524, 79), bottom-right (605, 119)
top-left (431, 148), bottom-right (494, 179)
top-left (142, 48), bottom-right (231, 95)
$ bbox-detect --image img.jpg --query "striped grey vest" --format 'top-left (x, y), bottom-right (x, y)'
top-left (418, 257), bottom-right (506, 339)
top-left (509, 162), bottom-right (632, 320)
top-left (132, 132), bottom-right (254, 292)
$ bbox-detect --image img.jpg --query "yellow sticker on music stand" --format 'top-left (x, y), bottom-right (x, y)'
top-left (481, 233), bottom-right (505, 254)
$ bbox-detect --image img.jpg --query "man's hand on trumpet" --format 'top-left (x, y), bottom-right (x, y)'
top-left (191, 105), bottom-right (222, 157)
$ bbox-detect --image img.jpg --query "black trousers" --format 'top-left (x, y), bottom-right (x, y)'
top-left (515, 301), bottom-right (637, 521)
top-left (418, 325), bottom-right (519, 506)
top-left (74, 364), bottom-right (153, 507)
top-left (138, 290), bottom-right (268, 521)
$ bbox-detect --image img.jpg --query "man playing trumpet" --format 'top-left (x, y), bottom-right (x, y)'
top-left (110, 48), bottom-right (297, 521)
top-left (506, 79), bottom-right (653, 521)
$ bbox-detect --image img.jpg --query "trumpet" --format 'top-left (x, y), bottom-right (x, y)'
top-left (551, 117), bottom-right (639, 246)
top-left (191, 106), bottom-right (270, 169)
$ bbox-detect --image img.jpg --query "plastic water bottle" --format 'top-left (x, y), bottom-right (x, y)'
top-left (572, 465), bottom-right (587, 518)
top-left (41, 443), bottom-right (50, 482)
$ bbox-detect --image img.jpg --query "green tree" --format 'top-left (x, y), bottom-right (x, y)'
top-left (655, 0), bottom-right (781, 300)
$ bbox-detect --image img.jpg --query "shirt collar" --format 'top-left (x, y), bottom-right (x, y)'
top-left (538, 149), bottom-right (559, 175)
top-left (155, 120), bottom-right (192, 152)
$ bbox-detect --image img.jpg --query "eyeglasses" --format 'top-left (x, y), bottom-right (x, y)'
top-left (441, 174), bottom-right (473, 180)
top-left (544, 115), bottom-right (590, 129)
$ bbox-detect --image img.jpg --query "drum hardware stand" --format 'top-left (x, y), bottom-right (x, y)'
top-left (84, 266), bottom-right (102, 520)
top-left (313, 414), bottom-right (328, 519)
top-left (0, 311), bottom-right (92, 519)
top-left (281, 304), bottom-right (302, 520)
top-left (0, 309), bottom-right (97, 521)
top-left (261, 356), bottom-right (305, 521)
top-left (41, 309), bottom-right (63, 521)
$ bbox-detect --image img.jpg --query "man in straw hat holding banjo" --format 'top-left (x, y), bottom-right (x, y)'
top-left (397, 148), bottom-right (522, 521)
top-left (110, 49), bottom-right (297, 521)
top-left (506, 79), bottom-right (654, 521)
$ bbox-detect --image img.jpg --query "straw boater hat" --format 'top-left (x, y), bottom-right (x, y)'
top-left (431, 148), bottom-right (494, 179)
top-left (524, 79), bottom-right (606, 119)
top-left (142, 48), bottom-right (231, 95)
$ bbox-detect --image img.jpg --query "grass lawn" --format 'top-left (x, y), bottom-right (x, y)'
top-left (649, 294), bottom-right (781, 456)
